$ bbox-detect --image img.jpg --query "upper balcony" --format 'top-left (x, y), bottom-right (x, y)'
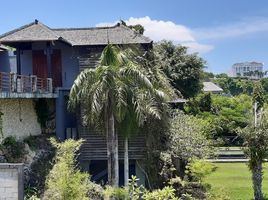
top-left (0, 72), bottom-right (57, 98)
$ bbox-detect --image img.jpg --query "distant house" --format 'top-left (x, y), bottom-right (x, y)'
top-left (0, 19), bottom-right (152, 185)
top-left (203, 81), bottom-right (223, 94)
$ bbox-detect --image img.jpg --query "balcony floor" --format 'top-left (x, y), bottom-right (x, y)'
top-left (0, 92), bottom-right (58, 98)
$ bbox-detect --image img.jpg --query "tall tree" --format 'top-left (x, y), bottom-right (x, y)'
top-left (240, 82), bottom-right (268, 200)
top-left (154, 40), bottom-right (206, 98)
top-left (69, 44), bottom-right (165, 186)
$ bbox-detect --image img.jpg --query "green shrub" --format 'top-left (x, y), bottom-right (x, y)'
top-left (206, 187), bottom-right (231, 200)
top-left (129, 175), bottom-right (145, 200)
top-left (88, 181), bottom-right (104, 200)
top-left (104, 186), bottom-right (129, 200)
top-left (186, 159), bottom-right (216, 182)
top-left (1, 136), bottom-right (25, 162)
top-left (24, 187), bottom-right (40, 200)
top-left (43, 139), bottom-right (90, 200)
top-left (24, 135), bottom-right (38, 150)
top-left (142, 186), bottom-right (179, 200)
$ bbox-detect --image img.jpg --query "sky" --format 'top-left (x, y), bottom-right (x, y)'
top-left (1, 0), bottom-right (268, 74)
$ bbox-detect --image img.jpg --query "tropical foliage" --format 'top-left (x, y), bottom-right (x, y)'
top-left (185, 93), bottom-right (252, 145)
top-left (239, 83), bottom-right (268, 200)
top-left (69, 44), bottom-right (168, 186)
top-left (43, 139), bottom-right (90, 200)
top-left (169, 111), bottom-right (212, 162)
top-left (154, 40), bottom-right (206, 98)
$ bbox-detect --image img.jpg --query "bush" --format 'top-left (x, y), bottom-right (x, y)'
top-left (142, 186), bottom-right (179, 200)
top-left (186, 159), bottom-right (216, 182)
top-left (88, 181), bottom-right (104, 200)
top-left (206, 187), bottom-right (231, 200)
top-left (104, 186), bottom-right (129, 200)
top-left (1, 136), bottom-right (25, 162)
top-left (24, 135), bottom-right (38, 150)
top-left (43, 139), bottom-right (90, 200)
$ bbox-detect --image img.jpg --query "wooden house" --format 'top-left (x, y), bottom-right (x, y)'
top-left (0, 20), bottom-right (152, 185)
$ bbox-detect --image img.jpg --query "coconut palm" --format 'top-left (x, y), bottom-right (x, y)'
top-left (69, 44), bottom-right (165, 186)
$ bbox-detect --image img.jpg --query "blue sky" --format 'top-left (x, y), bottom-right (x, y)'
top-left (1, 0), bottom-right (268, 74)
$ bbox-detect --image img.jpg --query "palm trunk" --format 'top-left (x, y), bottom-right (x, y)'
top-left (114, 125), bottom-right (119, 187)
top-left (106, 119), bottom-right (112, 185)
top-left (252, 161), bottom-right (263, 200)
top-left (108, 111), bottom-right (119, 187)
top-left (124, 136), bottom-right (129, 187)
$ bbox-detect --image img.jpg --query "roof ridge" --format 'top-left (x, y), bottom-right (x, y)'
top-left (119, 24), bottom-right (152, 42)
top-left (35, 21), bottom-right (62, 38)
top-left (53, 23), bottom-right (120, 31)
top-left (0, 20), bottom-right (74, 45)
top-left (0, 21), bottom-right (36, 39)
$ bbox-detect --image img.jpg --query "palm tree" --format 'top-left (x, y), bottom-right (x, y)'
top-left (118, 48), bottom-right (174, 187)
top-left (119, 89), bottom-right (166, 186)
top-left (69, 44), bottom-right (165, 186)
top-left (241, 82), bottom-right (268, 200)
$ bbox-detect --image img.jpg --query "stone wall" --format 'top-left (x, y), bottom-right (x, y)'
top-left (0, 163), bottom-right (24, 200)
top-left (0, 99), bottom-right (41, 140)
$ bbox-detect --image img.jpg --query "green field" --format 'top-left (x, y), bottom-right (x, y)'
top-left (205, 163), bottom-right (268, 200)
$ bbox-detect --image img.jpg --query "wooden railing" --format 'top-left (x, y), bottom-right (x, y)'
top-left (0, 72), bottom-right (53, 93)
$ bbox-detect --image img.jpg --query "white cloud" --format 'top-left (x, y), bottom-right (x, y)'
top-left (193, 18), bottom-right (268, 40)
top-left (182, 42), bottom-right (214, 54)
top-left (96, 16), bottom-right (213, 54)
top-left (125, 16), bottom-right (195, 42)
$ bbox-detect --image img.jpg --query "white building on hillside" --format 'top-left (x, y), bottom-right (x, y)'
top-left (232, 61), bottom-right (264, 79)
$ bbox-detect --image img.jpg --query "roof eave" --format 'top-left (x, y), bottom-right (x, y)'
top-left (71, 41), bottom-right (152, 46)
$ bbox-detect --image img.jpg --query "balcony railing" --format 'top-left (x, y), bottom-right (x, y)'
top-left (0, 72), bottom-right (53, 93)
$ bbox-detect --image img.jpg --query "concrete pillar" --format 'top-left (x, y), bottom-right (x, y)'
top-left (56, 89), bottom-right (65, 140)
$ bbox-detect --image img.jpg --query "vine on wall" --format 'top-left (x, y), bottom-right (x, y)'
top-left (0, 108), bottom-right (3, 140)
top-left (34, 99), bottom-right (49, 129)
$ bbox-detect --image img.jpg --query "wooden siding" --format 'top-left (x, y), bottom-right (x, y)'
top-left (78, 124), bottom-right (146, 161)
top-left (78, 47), bottom-right (103, 71)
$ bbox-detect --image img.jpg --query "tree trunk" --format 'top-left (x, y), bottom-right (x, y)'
top-left (107, 110), bottom-right (119, 187)
top-left (252, 161), bottom-right (263, 200)
top-left (114, 125), bottom-right (119, 187)
top-left (124, 136), bottom-right (129, 186)
top-left (106, 119), bottom-right (112, 185)
top-left (105, 108), bottom-right (119, 187)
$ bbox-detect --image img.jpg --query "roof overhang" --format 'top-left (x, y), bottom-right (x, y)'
top-left (0, 45), bottom-right (8, 51)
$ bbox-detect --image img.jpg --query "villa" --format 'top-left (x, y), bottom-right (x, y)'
top-left (0, 20), bottom-right (152, 185)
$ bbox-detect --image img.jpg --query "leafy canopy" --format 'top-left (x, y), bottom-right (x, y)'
top-left (154, 40), bottom-right (206, 98)
top-left (69, 44), bottom-right (166, 131)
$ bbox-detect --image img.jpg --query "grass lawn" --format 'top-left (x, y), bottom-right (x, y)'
top-left (204, 163), bottom-right (268, 200)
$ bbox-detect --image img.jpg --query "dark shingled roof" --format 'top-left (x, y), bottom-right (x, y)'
top-left (0, 20), bottom-right (152, 46)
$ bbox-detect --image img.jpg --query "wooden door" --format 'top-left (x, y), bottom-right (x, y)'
top-left (51, 49), bottom-right (62, 87)
top-left (32, 50), bottom-right (48, 78)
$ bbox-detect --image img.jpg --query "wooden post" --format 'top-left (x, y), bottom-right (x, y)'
top-left (10, 73), bottom-right (17, 92)
top-left (16, 49), bottom-right (21, 75)
top-left (47, 78), bottom-right (53, 93)
top-left (31, 75), bottom-right (37, 92)
top-left (46, 42), bottom-right (52, 79)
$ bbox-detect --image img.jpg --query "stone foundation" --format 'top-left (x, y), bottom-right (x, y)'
top-left (0, 99), bottom-right (41, 140)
